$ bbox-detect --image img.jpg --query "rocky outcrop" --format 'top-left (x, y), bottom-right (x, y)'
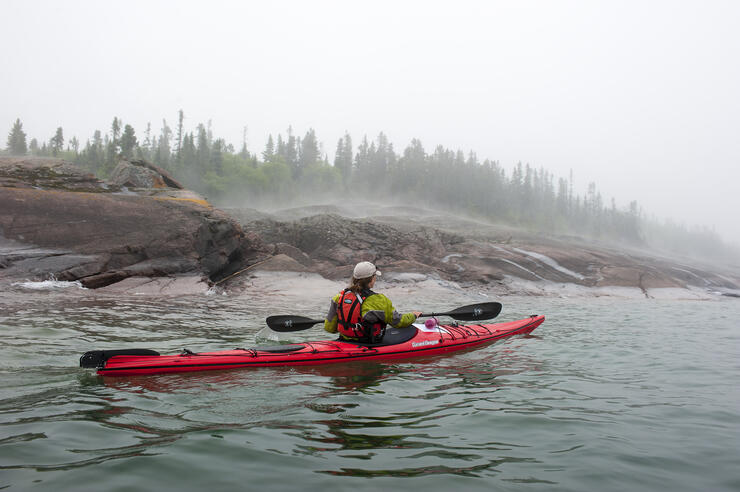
top-left (0, 157), bottom-right (265, 288)
top-left (109, 159), bottom-right (186, 189)
top-left (248, 214), bottom-right (463, 279)
top-left (230, 207), bottom-right (740, 297)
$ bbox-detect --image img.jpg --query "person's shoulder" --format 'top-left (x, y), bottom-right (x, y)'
top-left (366, 291), bottom-right (391, 303)
top-left (332, 290), bottom-right (345, 302)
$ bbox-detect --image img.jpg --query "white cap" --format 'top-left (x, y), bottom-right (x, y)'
top-left (353, 261), bottom-right (381, 279)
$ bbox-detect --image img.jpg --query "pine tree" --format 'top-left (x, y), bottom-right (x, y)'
top-left (334, 133), bottom-right (353, 188)
top-left (106, 117), bottom-right (121, 166)
top-left (29, 138), bottom-right (39, 155)
top-left (175, 109), bottom-right (184, 163)
top-left (196, 124), bottom-right (209, 172)
top-left (355, 135), bottom-right (370, 173)
top-left (111, 117), bottom-right (121, 148)
top-left (155, 119), bottom-right (172, 168)
top-left (50, 127), bottom-right (64, 156)
top-left (240, 126), bottom-right (249, 158)
top-left (80, 129), bottom-right (103, 172)
top-left (6, 118), bottom-right (27, 155)
top-left (285, 127), bottom-right (298, 176)
top-left (120, 124), bottom-right (138, 159)
top-left (69, 136), bottom-right (79, 154)
top-left (276, 134), bottom-right (286, 159)
top-left (142, 122), bottom-right (152, 159)
top-left (299, 128), bottom-right (319, 170)
top-left (263, 134), bottom-right (275, 162)
top-left (181, 132), bottom-right (196, 171)
top-left (211, 138), bottom-right (224, 175)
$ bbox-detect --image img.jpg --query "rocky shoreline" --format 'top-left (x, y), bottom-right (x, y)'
top-left (2, 157), bottom-right (739, 299)
top-left (221, 205), bottom-right (740, 299)
top-left (0, 157), bottom-right (265, 291)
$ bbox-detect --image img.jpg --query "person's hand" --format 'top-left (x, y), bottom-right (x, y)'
top-left (412, 311), bottom-right (423, 318)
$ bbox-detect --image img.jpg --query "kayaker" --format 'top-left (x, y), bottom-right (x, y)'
top-left (324, 261), bottom-right (422, 343)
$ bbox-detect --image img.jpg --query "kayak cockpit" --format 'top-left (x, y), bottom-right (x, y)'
top-left (344, 325), bottom-right (419, 347)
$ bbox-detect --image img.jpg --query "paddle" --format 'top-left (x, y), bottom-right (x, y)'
top-left (265, 302), bottom-right (502, 332)
top-left (265, 315), bottom-right (326, 332)
top-left (419, 301), bottom-right (502, 322)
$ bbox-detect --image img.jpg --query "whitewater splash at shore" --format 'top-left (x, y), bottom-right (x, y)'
top-left (12, 278), bottom-right (85, 290)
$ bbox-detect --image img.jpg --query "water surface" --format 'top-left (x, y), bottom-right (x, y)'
top-left (1, 280), bottom-right (738, 491)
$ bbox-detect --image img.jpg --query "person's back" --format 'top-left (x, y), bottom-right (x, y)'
top-left (324, 262), bottom-right (421, 342)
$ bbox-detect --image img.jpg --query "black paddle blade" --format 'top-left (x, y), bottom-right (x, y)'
top-left (424, 302), bottom-right (503, 321)
top-left (265, 315), bottom-right (324, 332)
top-left (448, 302), bottom-right (502, 321)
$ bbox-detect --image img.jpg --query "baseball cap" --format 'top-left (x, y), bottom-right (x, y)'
top-left (353, 261), bottom-right (381, 279)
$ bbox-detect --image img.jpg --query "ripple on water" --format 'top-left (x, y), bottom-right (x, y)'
top-left (0, 288), bottom-right (739, 491)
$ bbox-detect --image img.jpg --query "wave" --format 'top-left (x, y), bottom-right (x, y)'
top-left (12, 277), bottom-right (85, 290)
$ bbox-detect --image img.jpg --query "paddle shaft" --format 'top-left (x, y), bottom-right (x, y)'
top-left (266, 302), bottom-right (501, 332)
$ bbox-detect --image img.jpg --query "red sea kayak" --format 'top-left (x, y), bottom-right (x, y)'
top-left (80, 315), bottom-right (544, 376)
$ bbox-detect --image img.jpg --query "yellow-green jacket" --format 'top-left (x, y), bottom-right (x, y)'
top-left (324, 290), bottom-right (417, 338)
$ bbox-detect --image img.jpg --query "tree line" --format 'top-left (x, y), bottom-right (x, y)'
top-left (4, 115), bottom-right (738, 260)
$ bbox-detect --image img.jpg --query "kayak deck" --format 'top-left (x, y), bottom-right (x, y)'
top-left (85, 315), bottom-right (544, 376)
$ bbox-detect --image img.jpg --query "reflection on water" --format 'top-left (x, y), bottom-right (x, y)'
top-left (1, 283), bottom-right (739, 491)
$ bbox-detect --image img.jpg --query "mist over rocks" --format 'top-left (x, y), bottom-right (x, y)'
top-left (0, 157), bottom-right (266, 290)
top-left (2, 156), bottom-right (738, 299)
top-left (224, 204), bottom-right (740, 299)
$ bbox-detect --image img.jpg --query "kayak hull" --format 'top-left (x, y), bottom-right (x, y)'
top-left (91, 315), bottom-right (544, 376)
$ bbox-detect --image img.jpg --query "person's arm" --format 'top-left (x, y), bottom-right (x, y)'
top-left (364, 294), bottom-right (419, 328)
top-left (389, 308), bottom-right (418, 328)
top-left (324, 296), bottom-right (339, 333)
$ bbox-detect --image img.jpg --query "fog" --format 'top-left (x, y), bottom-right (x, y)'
top-left (2, 0), bottom-right (739, 243)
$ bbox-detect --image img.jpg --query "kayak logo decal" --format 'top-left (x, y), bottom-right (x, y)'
top-left (412, 340), bottom-right (440, 348)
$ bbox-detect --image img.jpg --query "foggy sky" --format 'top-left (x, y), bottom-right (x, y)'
top-left (2, 0), bottom-right (739, 244)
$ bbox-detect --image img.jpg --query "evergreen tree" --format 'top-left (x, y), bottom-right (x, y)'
top-left (142, 122), bottom-right (152, 160)
top-left (69, 136), bottom-right (79, 154)
top-left (120, 124), bottom-right (138, 159)
top-left (334, 135), bottom-right (353, 187)
top-left (368, 132), bottom-right (392, 186)
top-left (50, 127), bottom-right (64, 156)
top-left (240, 126), bottom-right (249, 158)
top-left (80, 129), bottom-right (104, 172)
top-left (285, 127), bottom-right (298, 176)
top-left (106, 117), bottom-right (121, 167)
top-left (29, 138), bottom-right (39, 155)
top-left (299, 128), bottom-right (319, 170)
top-left (111, 117), bottom-right (121, 148)
top-left (355, 135), bottom-right (370, 173)
top-left (263, 134), bottom-right (275, 162)
top-left (6, 118), bottom-right (27, 155)
top-left (276, 134), bottom-right (286, 159)
top-left (175, 109), bottom-right (184, 163)
top-left (155, 119), bottom-right (172, 168)
top-left (211, 138), bottom-right (224, 175)
top-left (196, 124), bottom-right (210, 173)
top-left (181, 132), bottom-right (196, 171)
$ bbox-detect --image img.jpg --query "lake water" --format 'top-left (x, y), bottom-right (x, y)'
top-left (1, 275), bottom-right (739, 491)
